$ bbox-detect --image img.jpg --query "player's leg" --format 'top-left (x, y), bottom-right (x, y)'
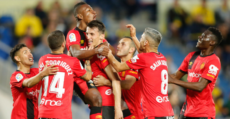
top-left (102, 106), bottom-right (115, 119)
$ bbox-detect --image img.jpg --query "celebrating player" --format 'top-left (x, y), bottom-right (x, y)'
top-left (38, 30), bottom-right (92, 119)
top-left (10, 44), bottom-right (57, 119)
top-left (168, 27), bottom-right (222, 119)
top-left (106, 26), bottom-right (174, 119)
top-left (93, 36), bottom-right (144, 119)
top-left (86, 20), bottom-right (123, 119)
top-left (66, 2), bottom-right (114, 118)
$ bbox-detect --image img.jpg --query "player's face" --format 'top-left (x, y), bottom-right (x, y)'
top-left (17, 47), bottom-right (34, 66)
top-left (139, 33), bottom-right (147, 52)
top-left (117, 38), bottom-right (131, 57)
top-left (86, 27), bottom-right (102, 47)
top-left (81, 4), bottom-right (96, 24)
top-left (196, 30), bottom-right (213, 49)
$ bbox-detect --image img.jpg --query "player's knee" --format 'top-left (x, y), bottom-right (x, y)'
top-left (90, 93), bottom-right (102, 106)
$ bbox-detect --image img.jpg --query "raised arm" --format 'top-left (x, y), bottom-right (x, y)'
top-left (80, 60), bottom-right (92, 81)
top-left (126, 24), bottom-right (141, 53)
top-left (23, 64), bottom-right (58, 88)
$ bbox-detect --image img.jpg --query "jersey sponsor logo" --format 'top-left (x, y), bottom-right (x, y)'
top-left (189, 62), bottom-right (193, 65)
top-left (69, 33), bottom-right (76, 42)
top-left (150, 60), bottom-right (167, 71)
top-left (208, 65), bottom-right (219, 76)
top-left (102, 59), bottom-right (108, 63)
top-left (96, 115), bottom-right (102, 119)
top-left (156, 96), bottom-right (169, 103)
top-left (15, 73), bottom-right (23, 82)
top-left (40, 98), bottom-right (63, 106)
top-left (188, 72), bottom-right (201, 78)
top-left (207, 74), bottom-right (215, 78)
top-left (200, 62), bottom-right (205, 69)
top-left (131, 55), bottom-right (139, 63)
top-left (105, 89), bottom-right (112, 95)
top-left (27, 89), bottom-right (40, 96)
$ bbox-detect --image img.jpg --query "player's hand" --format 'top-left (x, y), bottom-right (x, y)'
top-left (115, 109), bottom-right (123, 119)
top-left (96, 45), bottom-right (109, 56)
top-left (101, 41), bottom-right (110, 47)
top-left (41, 61), bottom-right (58, 77)
top-left (126, 24), bottom-right (136, 37)
top-left (93, 75), bottom-right (107, 87)
top-left (67, 51), bottom-right (72, 56)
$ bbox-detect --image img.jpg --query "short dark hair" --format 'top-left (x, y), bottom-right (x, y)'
top-left (10, 44), bottom-right (27, 63)
top-left (73, 2), bottom-right (86, 21)
top-left (208, 27), bottom-right (223, 45)
top-left (87, 20), bottom-right (105, 33)
top-left (123, 36), bottom-right (137, 56)
top-left (47, 30), bottom-right (64, 51)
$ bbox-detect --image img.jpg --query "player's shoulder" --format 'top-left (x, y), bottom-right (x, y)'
top-left (30, 68), bottom-right (39, 74)
top-left (10, 70), bottom-right (25, 81)
top-left (62, 54), bottom-right (80, 62)
top-left (208, 54), bottom-right (221, 64)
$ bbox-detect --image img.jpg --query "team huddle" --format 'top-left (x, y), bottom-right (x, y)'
top-left (9, 2), bottom-right (222, 119)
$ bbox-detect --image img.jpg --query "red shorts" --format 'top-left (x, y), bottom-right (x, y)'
top-left (97, 86), bottom-right (114, 106)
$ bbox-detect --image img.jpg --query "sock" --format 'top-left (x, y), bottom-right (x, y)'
top-left (123, 109), bottom-right (135, 119)
top-left (90, 107), bottom-right (102, 119)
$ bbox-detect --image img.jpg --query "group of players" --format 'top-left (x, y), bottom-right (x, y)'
top-left (10, 1), bottom-right (223, 119)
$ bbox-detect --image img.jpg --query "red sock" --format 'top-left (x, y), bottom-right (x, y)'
top-left (90, 107), bottom-right (102, 119)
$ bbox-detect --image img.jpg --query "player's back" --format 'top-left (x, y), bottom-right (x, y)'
top-left (129, 53), bottom-right (174, 117)
top-left (38, 53), bottom-right (85, 119)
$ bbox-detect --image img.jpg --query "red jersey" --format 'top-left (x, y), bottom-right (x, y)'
top-left (66, 27), bottom-right (107, 51)
top-left (126, 53), bottom-right (174, 117)
top-left (178, 51), bottom-right (221, 118)
top-left (91, 54), bottom-right (114, 106)
top-left (118, 70), bottom-right (143, 118)
top-left (38, 54), bottom-right (86, 119)
top-left (10, 68), bottom-right (41, 119)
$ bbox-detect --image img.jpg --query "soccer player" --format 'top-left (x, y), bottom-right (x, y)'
top-left (106, 26), bottom-right (174, 118)
top-left (168, 27), bottom-right (222, 119)
top-left (38, 30), bottom-right (92, 119)
top-left (10, 44), bottom-right (57, 119)
top-left (86, 20), bottom-right (123, 119)
top-left (93, 36), bottom-right (144, 119)
top-left (66, 2), bottom-right (114, 118)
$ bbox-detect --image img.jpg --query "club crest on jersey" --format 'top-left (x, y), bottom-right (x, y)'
top-left (131, 116), bottom-right (136, 119)
top-left (200, 62), bottom-right (205, 69)
top-left (69, 33), bottom-right (76, 42)
top-left (131, 55), bottom-right (139, 63)
top-left (122, 71), bottom-right (126, 77)
top-left (189, 62), bottom-right (193, 65)
top-left (208, 65), bottom-right (218, 76)
top-left (15, 73), bottom-right (23, 82)
top-left (80, 39), bottom-right (84, 45)
top-left (96, 115), bottom-right (102, 119)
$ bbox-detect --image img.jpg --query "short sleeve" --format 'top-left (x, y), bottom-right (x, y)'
top-left (178, 52), bottom-right (194, 73)
top-left (201, 59), bottom-right (221, 82)
top-left (66, 31), bottom-right (81, 51)
top-left (10, 72), bottom-right (27, 88)
top-left (126, 70), bottom-right (139, 79)
top-left (72, 60), bottom-right (87, 77)
top-left (126, 54), bottom-right (146, 70)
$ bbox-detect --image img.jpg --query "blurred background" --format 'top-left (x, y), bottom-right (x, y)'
top-left (0, 0), bottom-right (229, 118)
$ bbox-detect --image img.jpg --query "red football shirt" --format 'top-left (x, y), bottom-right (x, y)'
top-left (118, 70), bottom-right (142, 117)
top-left (66, 27), bottom-right (107, 51)
top-left (38, 54), bottom-right (86, 119)
top-left (91, 54), bottom-right (114, 106)
top-left (178, 51), bottom-right (221, 118)
top-left (126, 52), bottom-right (174, 117)
top-left (10, 68), bottom-right (41, 119)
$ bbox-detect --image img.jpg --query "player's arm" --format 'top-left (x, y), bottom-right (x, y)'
top-left (80, 60), bottom-right (92, 81)
top-left (23, 64), bottom-right (58, 88)
top-left (104, 65), bottom-right (123, 119)
top-left (169, 70), bottom-right (186, 81)
top-left (102, 41), bottom-right (116, 56)
top-left (93, 75), bottom-right (136, 90)
top-left (168, 76), bottom-right (209, 92)
top-left (70, 44), bottom-right (109, 60)
top-left (126, 24), bottom-right (141, 53)
top-left (107, 51), bottom-right (130, 72)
